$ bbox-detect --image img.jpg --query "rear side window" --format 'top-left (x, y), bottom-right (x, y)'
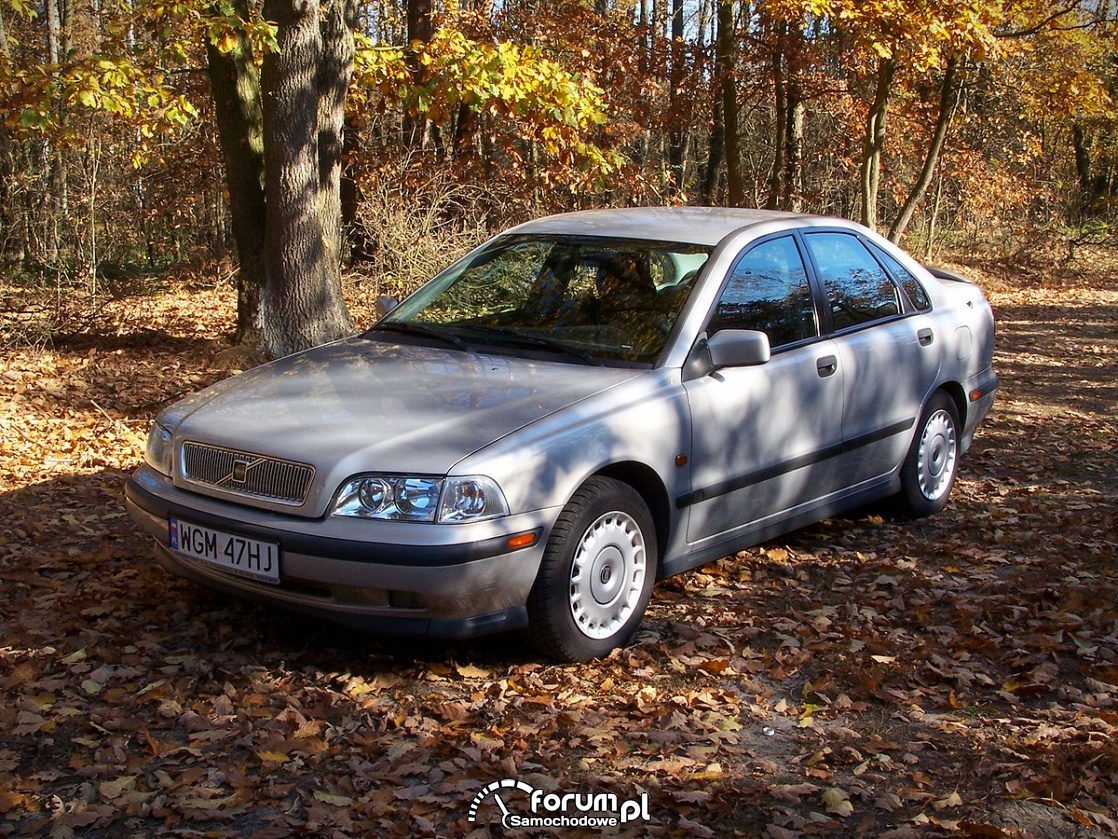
top-left (708, 236), bottom-right (818, 348)
top-left (804, 232), bottom-right (901, 330)
top-left (869, 245), bottom-right (931, 311)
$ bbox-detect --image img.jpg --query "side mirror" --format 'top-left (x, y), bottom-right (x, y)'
top-left (707, 329), bottom-right (771, 368)
top-left (374, 295), bottom-right (399, 319)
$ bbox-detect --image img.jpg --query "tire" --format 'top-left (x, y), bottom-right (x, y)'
top-left (525, 477), bottom-right (657, 662)
top-left (895, 392), bottom-right (960, 518)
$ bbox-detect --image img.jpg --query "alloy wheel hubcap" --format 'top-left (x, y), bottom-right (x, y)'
top-left (569, 511), bottom-right (646, 640)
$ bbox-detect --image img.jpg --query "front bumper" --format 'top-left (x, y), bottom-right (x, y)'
top-left (125, 466), bottom-right (554, 638)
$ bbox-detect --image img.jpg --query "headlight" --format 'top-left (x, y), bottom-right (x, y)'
top-left (144, 423), bottom-right (174, 476)
top-left (439, 477), bottom-right (509, 522)
top-left (332, 475), bottom-right (509, 523)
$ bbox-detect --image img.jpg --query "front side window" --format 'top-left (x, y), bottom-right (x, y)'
top-left (804, 232), bottom-right (901, 330)
top-left (708, 236), bottom-right (818, 349)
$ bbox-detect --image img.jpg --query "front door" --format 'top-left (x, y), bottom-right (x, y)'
top-left (683, 235), bottom-right (844, 545)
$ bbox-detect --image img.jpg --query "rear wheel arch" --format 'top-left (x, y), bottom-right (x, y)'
top-left (895, 389), bottom-right (961, 518)
top-left (938, 381), bottom-right (967, 429)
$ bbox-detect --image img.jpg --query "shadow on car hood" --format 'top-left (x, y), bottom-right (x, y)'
top-left (167, 336), bottom-right (642, 509)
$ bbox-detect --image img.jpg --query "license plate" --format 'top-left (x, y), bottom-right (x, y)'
top-left (169, 517), bottom-right (280, 585)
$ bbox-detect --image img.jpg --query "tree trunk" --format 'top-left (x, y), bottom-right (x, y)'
top-left (638, 0), bottom-right (650, 75)
top-left (453, 102), bottom-right (481, 164)
top-left (765, 22), bottom-right (786, 210)
top-left (667, 0), bottom-right (686, 196)
top-left (405, 0), bottom-right (434, 148)
top-left (701, 97), bottom-right (724, 204)
top-left (859, 56), bottom-right (895, 231)
top-left (923, 173), bottom-right (943, 261)
top-left (0, 6), bottom-right (15, 264)
top-left (42, 0), bottom-right (68, 264)
top-left (1072, 122), bottom-right (1092, 207)
top-left (259, 0), bottom-right (354, 357)
top-left (1069, 122), bottom-right (1113, 215)
top-left (888, 56), bottom-right (960, 244)
top-left (341, 111), bottom-right (371, 260)
top-left (317, 0), bottom-right (357, 272)
top-left (205, 0), bottom-right (267, 345)
top-left (782, 88), bottom-right (804, 212)
top-left (717, 0), bottom-right (742, 206)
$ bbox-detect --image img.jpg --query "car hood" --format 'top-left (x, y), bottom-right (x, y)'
top-left (164, 336), bottom-right (643, 514)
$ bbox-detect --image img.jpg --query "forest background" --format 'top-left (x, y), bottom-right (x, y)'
top-left (2, 0), bottom-right (1117, 352)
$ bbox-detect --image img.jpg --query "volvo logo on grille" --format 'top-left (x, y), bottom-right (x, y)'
top-left (231, 459), bottom-right (251, 484)
top-left (183, 442), bottom-right (313, 504)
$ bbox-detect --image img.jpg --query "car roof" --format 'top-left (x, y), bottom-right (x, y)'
top-left (506, 207), bottom-right (816, 248)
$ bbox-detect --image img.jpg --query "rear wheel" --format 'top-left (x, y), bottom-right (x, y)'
top-left (525, 477), bottom-right (657, 662)
top-left (895, 392), bottom-right (960, 518)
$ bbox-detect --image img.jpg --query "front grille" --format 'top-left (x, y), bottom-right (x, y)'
top-left (182, 442), bottom-right (314, 505)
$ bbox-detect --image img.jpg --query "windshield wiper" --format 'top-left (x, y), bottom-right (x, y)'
top-left (366, 321), bottom-right (470, 352)
top-left (462, 325), bottom-right (600, 366)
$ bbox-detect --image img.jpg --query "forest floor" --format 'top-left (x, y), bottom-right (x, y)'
top-left (0, 249), bottom-right (1116, 838)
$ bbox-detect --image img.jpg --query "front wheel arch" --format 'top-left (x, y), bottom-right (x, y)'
top-left (596, 461), bottom-right (670, 571)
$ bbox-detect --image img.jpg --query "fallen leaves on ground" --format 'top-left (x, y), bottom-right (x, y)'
top-left (0, 259), bottom-right (1115, 837)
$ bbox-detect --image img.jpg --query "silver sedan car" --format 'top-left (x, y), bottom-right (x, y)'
top-left (126, 208), bottom-right (998, 661)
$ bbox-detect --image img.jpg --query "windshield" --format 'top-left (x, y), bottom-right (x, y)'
top-left (372, 234), bottom-right (712, 366)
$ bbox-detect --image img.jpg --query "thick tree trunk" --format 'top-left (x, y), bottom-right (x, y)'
top-left (205, 0), bottom-right (267, 345)
top-left (717, 0), bottom-right (742, 206)
top-left (317, 0), bottom-right (357, 273)
top-left (859, 56), bottom-right (895, 231)
top-left (888, 56), bottom-right (960, 244)
top-left (259, 0), bottom-right (354, 357)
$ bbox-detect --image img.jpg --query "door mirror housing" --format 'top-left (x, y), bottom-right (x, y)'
top-left (374, 295), bottom-right (400, 319)
top-left (707, 329), bottom-right (771, 369)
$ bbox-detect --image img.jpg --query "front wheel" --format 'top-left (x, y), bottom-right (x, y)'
top-left (525, 477), bottom-right (657, 662)
top-left (895, 392), bottom-right (960, 518)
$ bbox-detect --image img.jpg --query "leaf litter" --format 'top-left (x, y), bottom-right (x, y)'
top-left (0, 261), bottom-right (1115, 837)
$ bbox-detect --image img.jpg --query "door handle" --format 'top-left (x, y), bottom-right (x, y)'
top-left (917, 328), bottom-right (934, 346)
top-left (816, 355), bottom-right (837, 377)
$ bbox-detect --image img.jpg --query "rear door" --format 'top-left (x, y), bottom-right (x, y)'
top-left (683, 235), bottom-right (844, 544)
top-left (800, 232), bottom-right (941, 488)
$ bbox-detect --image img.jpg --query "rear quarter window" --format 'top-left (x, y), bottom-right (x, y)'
top-left (869, 245), bottom-right (932, 311)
